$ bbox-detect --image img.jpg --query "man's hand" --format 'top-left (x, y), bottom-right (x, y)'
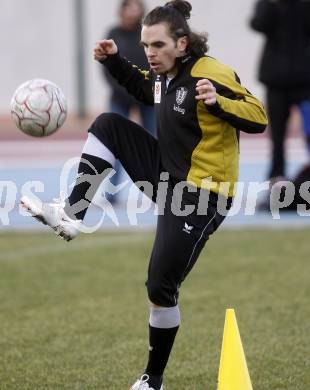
top-left (195, 79), bottom-right (217, 105)
top-left (93, 39), bottom-right (118, 62)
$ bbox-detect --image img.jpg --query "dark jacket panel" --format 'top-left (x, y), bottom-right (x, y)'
top-left (250, 0), bottom-right (310, 87)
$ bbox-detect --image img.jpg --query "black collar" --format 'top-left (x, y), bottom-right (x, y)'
top-left (173, 53), bottom-right (195, 70)
top-left (171, 54), bottom-right (198, 80)
top-left (153, 54), bottom-right (200, 83)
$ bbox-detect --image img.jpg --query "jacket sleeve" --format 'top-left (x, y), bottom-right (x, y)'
top-left (101, 53), bottom-right (154, 105)
top-left (207, 73), bottom-right (268, 134)
top-left (102, 29), bottom-right (125, 92)
top-left (250, 0), bottom-right (277, 34)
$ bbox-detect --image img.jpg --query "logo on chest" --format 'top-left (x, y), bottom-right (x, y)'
top-left (154, 81), bottom-right (162, 104)
top-left (174, 87), bottom-right (188, 115)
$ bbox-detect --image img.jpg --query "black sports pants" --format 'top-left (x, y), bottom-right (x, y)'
top-left (89, 113), bottom-right (229, 307)
top-left (267, 86), bottom-right (310, 179)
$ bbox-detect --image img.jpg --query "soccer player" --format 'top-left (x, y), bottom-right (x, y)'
top-left (21, 1), bottom-right (268, 389)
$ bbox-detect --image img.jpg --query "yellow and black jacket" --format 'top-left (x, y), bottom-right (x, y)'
top-left (102, 53), bottom-right (268, 197)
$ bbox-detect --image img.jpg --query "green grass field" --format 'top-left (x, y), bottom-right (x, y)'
top-left (0, 229), bottom-right (309, 390)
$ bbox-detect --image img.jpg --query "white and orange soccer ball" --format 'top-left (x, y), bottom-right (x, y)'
top-left (10, 79), bottom-right (67, 137)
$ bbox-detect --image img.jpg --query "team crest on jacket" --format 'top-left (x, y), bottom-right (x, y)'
top-left (176, 87), bottom-right (188, 106)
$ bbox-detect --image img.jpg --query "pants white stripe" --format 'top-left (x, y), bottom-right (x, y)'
top-left (184, 211), bottom-right (217, 275)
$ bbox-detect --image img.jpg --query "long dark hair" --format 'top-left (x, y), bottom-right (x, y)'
top-left (143, 0), bottom-right (208, 57)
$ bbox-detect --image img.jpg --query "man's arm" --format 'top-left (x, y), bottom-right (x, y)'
top-left (101, 29), bottom-right (124, 91)
top-left (94, 40), bottom-right (154, 105)
top-left (195, 75), bottom-right (268, 134)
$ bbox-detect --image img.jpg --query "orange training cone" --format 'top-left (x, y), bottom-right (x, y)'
top-left (217, 309), bottom-right (253, 390)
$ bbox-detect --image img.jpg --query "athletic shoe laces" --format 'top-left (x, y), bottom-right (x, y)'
top-left (131, 374), bottom-right (156, 390)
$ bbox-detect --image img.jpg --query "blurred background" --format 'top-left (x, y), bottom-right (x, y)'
top-left (1, 0), bottom-right (309, 229)
top-left (1, 0), bottom-right (264, 114)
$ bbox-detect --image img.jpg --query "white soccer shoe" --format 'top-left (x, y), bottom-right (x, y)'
top-left (20, 193), bottom-right (82, 241)
top-left (130, 374), bottom-right (163, 390)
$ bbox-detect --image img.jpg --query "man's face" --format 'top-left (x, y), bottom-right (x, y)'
top-left (141, 23), bottom-right (187, 75)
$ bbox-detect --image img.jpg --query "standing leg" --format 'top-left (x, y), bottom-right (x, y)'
top-left (267, 87), bottom-right (291, 179)
top-left (139, 191), bottom-right (226, 389)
